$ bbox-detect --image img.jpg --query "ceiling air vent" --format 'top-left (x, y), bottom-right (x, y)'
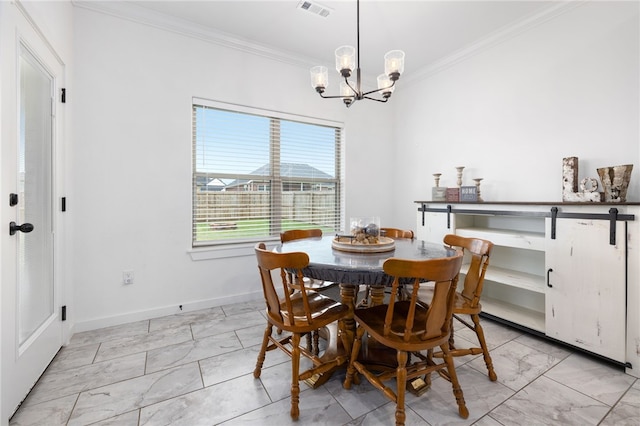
top-left (297, 1), bottom-right (331, 18)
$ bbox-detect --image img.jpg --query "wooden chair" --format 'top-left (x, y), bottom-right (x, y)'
top-left (359, 228), bottom-right (415, 308)
top-left (343, 252), bottom-right (468, 425)
top-left (381, 227), bottom-right (414, 239)
top-left (280, 229), bottom-right (337, 353)
top-left (280, 229), bottom-right (336, 292)
top-left (423, 234), bottom-right (496, 381)
top-left (253, 242), bottom-right (350, 420)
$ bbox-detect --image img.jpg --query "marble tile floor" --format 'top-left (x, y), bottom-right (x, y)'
top-left (9, 299), bottom-right (640, 426)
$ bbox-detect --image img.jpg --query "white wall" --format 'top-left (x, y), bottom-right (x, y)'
top-left (392, 1), bottom-right (639, 229)
top-left (71, 1), bottom-right (638, 331)
top-left (71, 7), bottom-right (394, 330)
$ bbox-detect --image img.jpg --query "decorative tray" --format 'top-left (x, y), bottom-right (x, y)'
top-left (332, 236), bottom-right (396, 253)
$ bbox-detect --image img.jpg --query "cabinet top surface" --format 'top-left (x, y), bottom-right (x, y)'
top-left (414, 201), bottom-right (640, 206)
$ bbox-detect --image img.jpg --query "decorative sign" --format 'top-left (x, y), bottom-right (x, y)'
top-left (446, 187), bottom-right (460, 202)
top-left (460, 186), bottom-right (478, 202)
top-left (432, 187), bottom-right (447, 201)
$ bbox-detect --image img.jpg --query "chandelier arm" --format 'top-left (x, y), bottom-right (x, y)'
top-left (360, 80), bottom-right (396, 97)
top-left (362, 95), bottom-right (389, 103)
top-left (317, 93), bottom-right (355, 100)
top-left (345, 77), bottom-right (360, 96)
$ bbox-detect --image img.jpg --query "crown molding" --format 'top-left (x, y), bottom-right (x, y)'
top-left (72, 0), bottom-right (585, 86)
top-left (71, 0), bottom-right (321, 69)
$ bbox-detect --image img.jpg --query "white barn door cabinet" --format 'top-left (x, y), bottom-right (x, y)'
top-left (415, 201), bottom-right (640, 378)
top-left (546, 218), bottom-right (626, 362)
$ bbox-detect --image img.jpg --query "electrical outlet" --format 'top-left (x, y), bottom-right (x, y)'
top-left (123, 270), bottom-right (134, 285)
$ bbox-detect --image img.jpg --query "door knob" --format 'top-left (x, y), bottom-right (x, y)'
top-left (9, 221), bottom-right (34, 236)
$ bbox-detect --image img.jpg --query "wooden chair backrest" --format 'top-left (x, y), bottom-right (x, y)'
top-left (280, 228), bottom-right (323, 243)
top-left (382, 252), bottom-right (463, 344)
top-left (381, 228), bottom-right (414, 239)
top-left (443, 234), bottom-right (493, 307)
top-left (255, 242), bottom-right (313, 326)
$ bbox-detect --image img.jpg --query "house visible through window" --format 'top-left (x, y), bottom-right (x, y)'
top-left (192, 99), bottom-right (343, 246)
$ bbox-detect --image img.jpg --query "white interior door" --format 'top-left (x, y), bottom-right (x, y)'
top-left (1, 6), bottom-right (64, 420)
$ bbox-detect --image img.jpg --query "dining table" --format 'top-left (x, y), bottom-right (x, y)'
top-left (275, 234), bottom-right (458, 387)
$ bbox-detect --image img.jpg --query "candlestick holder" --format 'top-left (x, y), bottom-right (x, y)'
top-left (433, 173), bottom-right (442, 187)
top-left (473, 178), bottom-right (484, 202)
top-left (455, 166), bottom-right (465, 187)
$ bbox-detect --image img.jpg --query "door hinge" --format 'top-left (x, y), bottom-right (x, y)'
top-left (61, 305), bottom-right (67, 321)
top-left (61, 88), bottom-right (66, 103)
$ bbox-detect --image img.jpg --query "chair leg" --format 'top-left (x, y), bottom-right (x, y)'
top-left (306, 332), bottom-right (313, 352)
top-left (425, 349), bottom-right (433, 388)
top-left (313, 330), bottom-right (320, 355)
top-left (343, 326), bottom-right (365, 389)
top-left (441, 342), bottom-right (469, 419)
top-left (254, 324), bottom-right (272, 378)
top-left (395, 350), bottom-right (408, 426)
top-left (471, 314), bottom-right (497, 381)
top-left (290, 333), bottom-right (301, 420)
top-left (448, 316), bottom-right (455, 349)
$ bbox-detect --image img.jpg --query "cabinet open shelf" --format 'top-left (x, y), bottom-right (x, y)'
top-left (461, 264), bottom-right (545, 294)
top-left (455, 227), bottom-right (545, 251)
top-left (480, 296), bottom-right (545, 332)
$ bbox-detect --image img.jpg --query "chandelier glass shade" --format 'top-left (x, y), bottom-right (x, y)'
top-left (310, 0), bottom-right (405, 107)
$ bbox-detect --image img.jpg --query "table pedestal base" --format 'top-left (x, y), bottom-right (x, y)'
top-left (304, 283), bottom-right (397, 388)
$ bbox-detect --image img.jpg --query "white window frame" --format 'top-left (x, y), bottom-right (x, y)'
top-left (191, 97), bottom-right (345, 254)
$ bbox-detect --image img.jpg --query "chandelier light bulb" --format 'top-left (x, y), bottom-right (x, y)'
top-left (384, 50), bottom-right (405, 81)
top-left (310, 66), bottom-right (329, 92)
top-left (340, 80), bottom-right (355, 97)
top-left (376, 74), bottom-right (394, 98)
top-left (335, 45), bottom-right (355, 77)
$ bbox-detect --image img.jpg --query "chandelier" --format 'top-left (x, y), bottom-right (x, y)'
top-left (310, 0), bottom-right (405, 107)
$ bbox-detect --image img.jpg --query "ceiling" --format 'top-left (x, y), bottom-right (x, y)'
top-left (107, 1), bottom-right (558, 81)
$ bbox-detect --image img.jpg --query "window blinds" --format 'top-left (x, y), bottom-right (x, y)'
top-left (192, 100), bottom-right (342, 246)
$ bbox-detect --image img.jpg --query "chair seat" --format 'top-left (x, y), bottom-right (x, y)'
top-left (276, 292), bottom-right (349, 332)
top-left (354, 301), bottom-right (449, 350)
top-left (301, 277), bottom-right (336, 291)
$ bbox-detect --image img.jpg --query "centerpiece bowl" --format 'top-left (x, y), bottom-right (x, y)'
top-left (332, 235), bottom-right (396, 253)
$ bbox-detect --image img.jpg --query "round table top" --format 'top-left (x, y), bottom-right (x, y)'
top-left (276, 235), bottom-right (456, 285)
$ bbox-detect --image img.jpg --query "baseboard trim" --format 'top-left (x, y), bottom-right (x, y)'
top-left (71, 290), bottom-right (263, 334)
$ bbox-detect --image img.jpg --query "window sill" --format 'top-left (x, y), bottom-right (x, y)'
top-left (188, 239), bottom-right (279, 261)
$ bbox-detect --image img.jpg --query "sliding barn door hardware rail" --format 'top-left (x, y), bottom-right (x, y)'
top-left (417, 203), bottom-right (634, 245)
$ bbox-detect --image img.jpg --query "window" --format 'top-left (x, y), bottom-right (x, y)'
top-left (192, 99), bottom-right (343, 246)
